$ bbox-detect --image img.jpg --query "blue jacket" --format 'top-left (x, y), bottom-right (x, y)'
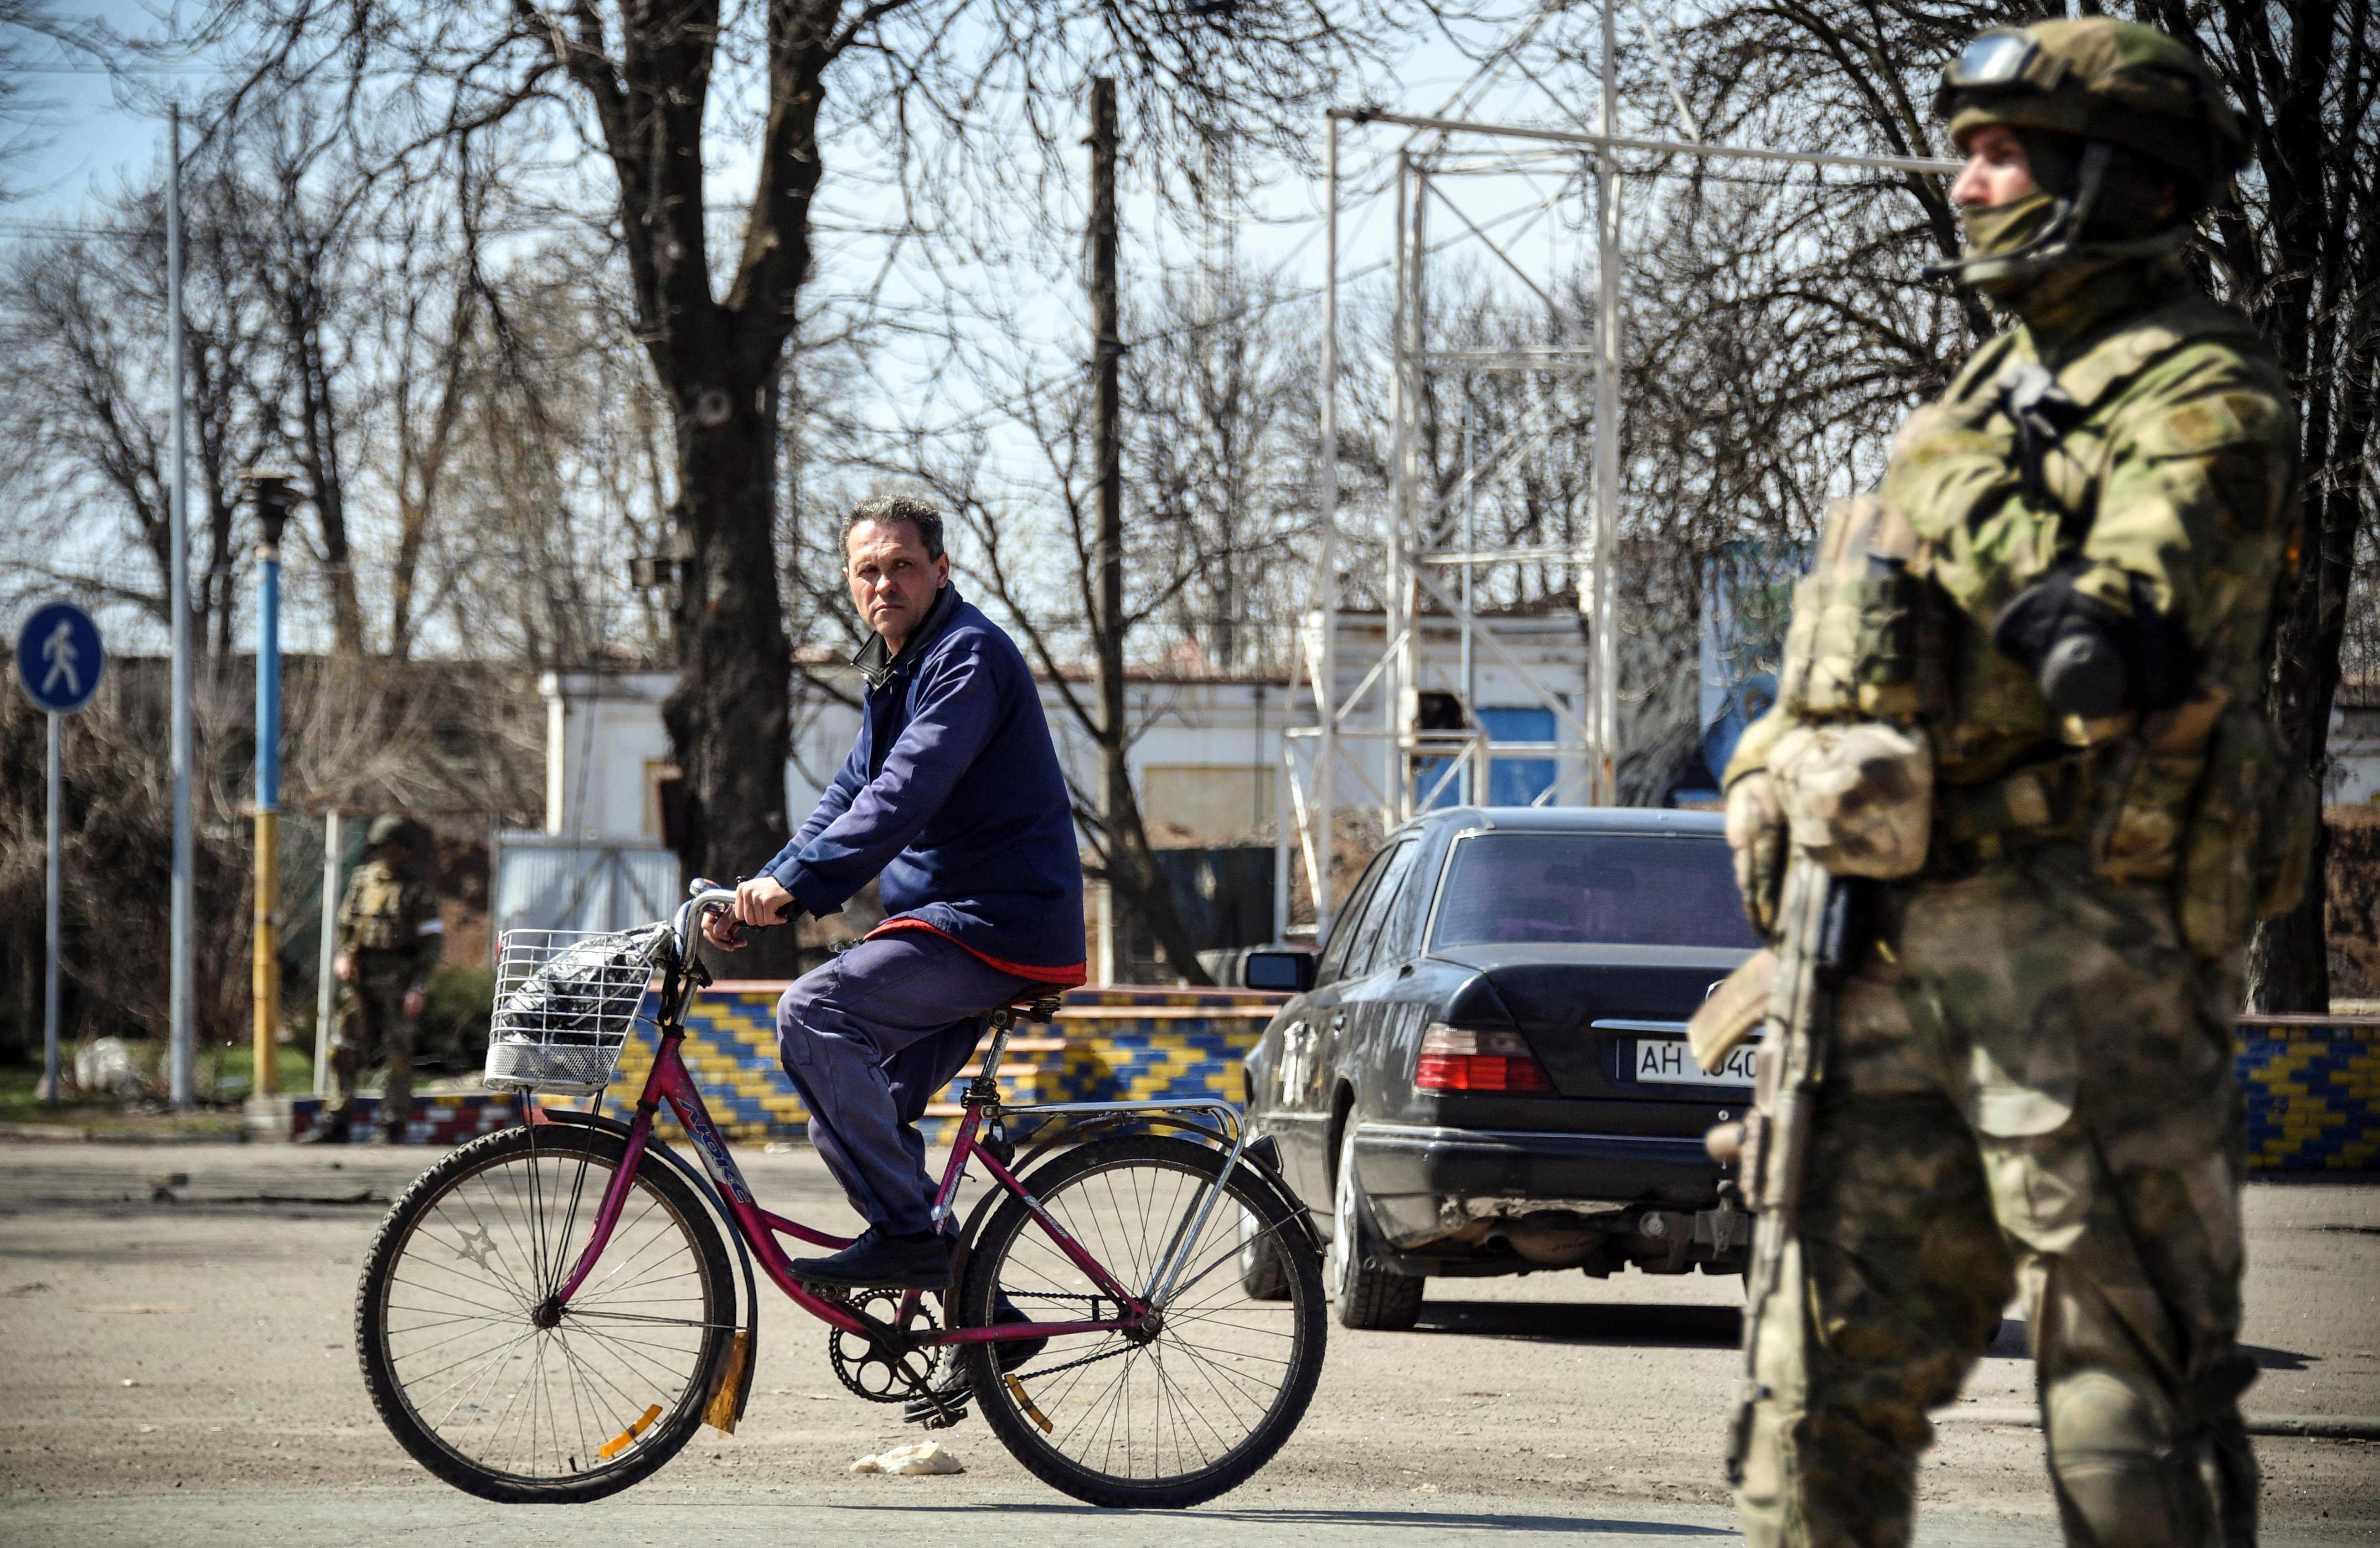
top-left (764, 584), bottom-right (1087, 981)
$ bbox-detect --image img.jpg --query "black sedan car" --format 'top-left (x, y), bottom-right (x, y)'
top-left (1236, 806), bottom-right (1760, 1329)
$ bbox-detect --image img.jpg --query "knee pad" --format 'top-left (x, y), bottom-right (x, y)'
top-left (2044, 1369), bottom-right (2195, 1548)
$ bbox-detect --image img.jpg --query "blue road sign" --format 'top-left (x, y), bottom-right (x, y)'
top-left (15, 603), bottom-right (105, 714)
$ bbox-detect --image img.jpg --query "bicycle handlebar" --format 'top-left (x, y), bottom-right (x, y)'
top-left (672, 877), bottom-right (804, 959)
top-left (671, 881), bottom-right (742, 960)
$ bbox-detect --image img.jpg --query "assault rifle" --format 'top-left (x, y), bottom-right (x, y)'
top-left (1721, 851), bottom-right (1861, 1484)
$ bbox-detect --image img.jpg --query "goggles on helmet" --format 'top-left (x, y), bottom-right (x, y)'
top-left (1932, 27), bottom-right (2067, 115)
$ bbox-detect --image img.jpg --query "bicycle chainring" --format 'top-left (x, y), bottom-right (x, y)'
top-left (826, 1290), bottom-right (943, 1404)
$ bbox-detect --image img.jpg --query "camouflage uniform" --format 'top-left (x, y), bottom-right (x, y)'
top-left (325, 822), bottom-right (443, 1140)
top-left (1720, 22), bottom-right (2303, 1548)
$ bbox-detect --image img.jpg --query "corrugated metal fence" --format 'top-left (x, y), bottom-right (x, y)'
top-left (491, 833), bottom-right (681, 939)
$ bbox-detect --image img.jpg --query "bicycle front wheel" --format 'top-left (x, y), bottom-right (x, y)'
top-left (355, 1122), bottom-right (734, 1503)
top-left (958, 1133), bottom-right (1326, 1507)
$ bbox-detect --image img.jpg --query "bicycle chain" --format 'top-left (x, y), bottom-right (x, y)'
top-left (811, 1286), bottom-right (1142, 1399)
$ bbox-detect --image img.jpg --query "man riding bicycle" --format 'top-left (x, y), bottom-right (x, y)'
top-left (703, 494), bottom-right (1086, 1293)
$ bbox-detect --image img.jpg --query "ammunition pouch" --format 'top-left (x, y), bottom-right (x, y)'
top-left (1776, 497), bottom-right (1941, 724)
top-left (1770, 722), bottom-right (1935, 879)
top-left (2170, 702), bottom-right (2317, 960)
top-left (1933, 756), bottom-right (2093, 872)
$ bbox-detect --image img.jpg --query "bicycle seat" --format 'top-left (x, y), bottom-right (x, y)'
top-left (995, 986), bottom-right (1069, 1023)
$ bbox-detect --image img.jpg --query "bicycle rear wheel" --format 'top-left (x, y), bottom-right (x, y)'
top-left (355, 1123), bottom-right (733, 1503)
top-left (958, 1133), bottom-right (1326, 1507)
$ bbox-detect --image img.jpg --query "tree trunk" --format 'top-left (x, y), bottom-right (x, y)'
top-left (1088, 75), bottom-right (1214, 988)
top-left (2248, 470), bottom-right (2359, 1011)
top-left (659, 389), bottom-right (803, 980)
top-left (286, 298), bottom-right (366, 655)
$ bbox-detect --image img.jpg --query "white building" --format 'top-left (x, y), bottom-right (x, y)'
top-left (508, 607), bottom-right (1595, 970)
top-left (536, 606), bottom-right (1596, 847)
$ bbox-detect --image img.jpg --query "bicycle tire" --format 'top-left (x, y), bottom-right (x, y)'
top-left (356, 1122), bottom-right (734, 1503)
top-left (958, 1134), bottom-right (1326, 1507)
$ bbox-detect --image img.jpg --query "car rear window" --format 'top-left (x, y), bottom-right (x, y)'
top-left (1429, 832), bottom-right (1760, 951)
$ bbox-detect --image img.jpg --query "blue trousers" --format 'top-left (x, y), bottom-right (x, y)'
top-left (774, 931), bottom-right (1037, 1238)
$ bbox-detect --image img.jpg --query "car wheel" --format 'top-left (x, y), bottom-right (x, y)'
top-left (1331, 1123), bottom-right (1424, 1330)
top-left (1238, 1205), bottom-right (1291, 1300)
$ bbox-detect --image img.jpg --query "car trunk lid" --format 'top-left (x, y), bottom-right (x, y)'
top-left (1429, 942), bottom-right (1753, 1099)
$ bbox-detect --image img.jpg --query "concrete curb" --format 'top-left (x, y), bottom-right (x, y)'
top-left (0, 1120), bottom-right (246, 1145)
top-left (1938, 1407), bottom-right (2380, 1440)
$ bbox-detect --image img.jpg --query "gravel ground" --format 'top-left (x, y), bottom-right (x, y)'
top-left (0, 1141), bottom-right (2372, 1546)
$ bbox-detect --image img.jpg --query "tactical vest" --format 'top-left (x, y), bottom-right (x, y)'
top-left (1756, 288), bottom-right (2312, 957)
top-left (346, 862), bottom-right (419, 953)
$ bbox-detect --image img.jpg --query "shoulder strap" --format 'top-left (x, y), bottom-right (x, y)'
top-left (2054, 297), bottom-right (2262, 409)
top-left (1943, 329), bottom-right (2026, 413)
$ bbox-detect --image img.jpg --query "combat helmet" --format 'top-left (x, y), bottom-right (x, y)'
top-left (1929, 19), bottom-right (2247, 291)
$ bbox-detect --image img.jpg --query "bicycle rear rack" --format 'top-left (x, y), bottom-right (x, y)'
top-left (956, 992), bottom-right (1250, 1309)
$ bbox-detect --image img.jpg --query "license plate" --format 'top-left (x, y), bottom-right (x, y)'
top-left (1631, 1037), bottom-right (1754, 1088)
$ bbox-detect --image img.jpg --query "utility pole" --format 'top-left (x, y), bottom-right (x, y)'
top-left (1090, 75), bottom-right (1124, 986)
top-left (246, 473), bottom-right (298, 1098)
top-left (1592, 0), bottom-right (1623, 803)
top-left (1313, 112), bottom-right (1341, 944)
top-left (168, 102), bottom-right (196, 1108)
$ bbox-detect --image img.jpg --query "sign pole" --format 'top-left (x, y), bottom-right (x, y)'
top-left (315, 809), bottom-right (340, 1096)
top-left (18, 602), bottom-right (104, 1106)
top-left (44, 712), bottom-right (60, 1108)
top-left (168, 100), bottom-right (196, 1109)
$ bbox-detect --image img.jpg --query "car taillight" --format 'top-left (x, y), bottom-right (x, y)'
top-left (1415, 1023), bottom-right (1554, 1094)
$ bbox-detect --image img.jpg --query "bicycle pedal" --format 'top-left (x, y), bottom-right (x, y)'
top-left (903, 1385), bottom-right (970, 1429)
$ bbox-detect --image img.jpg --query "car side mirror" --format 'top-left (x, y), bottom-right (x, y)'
top-left (1241, 950), bottom-right (1316, 994)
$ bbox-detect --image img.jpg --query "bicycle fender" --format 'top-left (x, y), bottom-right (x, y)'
top-left (1234, 1134), bottom-right (1323, 1263)
top-left (526, 1104), bottom-right (760, 1414)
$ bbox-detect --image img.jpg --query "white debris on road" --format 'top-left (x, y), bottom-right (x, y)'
top-left (848, 1441), bottom-right (964, 1476)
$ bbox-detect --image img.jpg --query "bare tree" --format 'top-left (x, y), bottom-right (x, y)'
top-left (868, 244), bottom-right (1326, 982)
top-left (0, 170), bottom-right (276, 661)
top-left (205, 0), bottom-right (1406, 971)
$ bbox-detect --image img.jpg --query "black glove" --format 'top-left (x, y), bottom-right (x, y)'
top-left (1992, 567), bottom-right (2194, 718)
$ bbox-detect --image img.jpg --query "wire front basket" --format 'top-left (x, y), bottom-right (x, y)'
top-left (483, 924), bottom-right (672, 1096)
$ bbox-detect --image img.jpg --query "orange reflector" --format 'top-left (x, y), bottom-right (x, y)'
top-left (599, 1403), bottom-right (664, 1460)
top-left (1004, 1373), bottom-right (1053, 1434)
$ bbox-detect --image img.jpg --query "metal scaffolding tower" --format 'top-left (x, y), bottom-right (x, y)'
top-left (1276, 2), bottom-right (1957, 943)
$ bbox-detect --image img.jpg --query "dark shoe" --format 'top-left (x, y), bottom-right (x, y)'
top-left (364, 1125), bottom-right (402, 1146)
top-left (791, 1227), bottom-right (953, 1291)
top-left (903, 1293), bottom-right (1050, 1429)
top-left (294, 1115), bottom-right (351, 1145)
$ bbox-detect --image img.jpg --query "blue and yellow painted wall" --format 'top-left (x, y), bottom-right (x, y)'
top-left (291, 991), bottom-right (2377, 1172)
top-left (2237, 1017), bottom-right (2379, 1171)
top-left (602, 983), bottom-right (1276, 1147)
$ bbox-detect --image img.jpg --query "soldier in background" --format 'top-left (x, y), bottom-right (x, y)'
top-left (301, 814), bottom-right (444, 1145)
top-left (1716, 20), bottom-right (2305, 1548)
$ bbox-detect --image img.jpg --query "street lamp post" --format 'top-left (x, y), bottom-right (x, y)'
top-left (245, 472), bottom-right (298, 1099)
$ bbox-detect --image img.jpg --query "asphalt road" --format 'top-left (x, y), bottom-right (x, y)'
top-left (1, 1141), bottom-right (2373, 1548)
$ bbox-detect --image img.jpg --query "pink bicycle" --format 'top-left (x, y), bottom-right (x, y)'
top-left (353, 883), bottom-right (1325, 1508)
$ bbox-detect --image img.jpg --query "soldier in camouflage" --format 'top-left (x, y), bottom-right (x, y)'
top-left (1718, 21), bottom-right (2306, 1548)
top-left (302, 814), bottom-right (444, 1145)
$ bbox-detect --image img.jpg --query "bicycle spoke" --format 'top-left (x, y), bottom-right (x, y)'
top-left (366, 1130), bottom-right (723, 1494)
top-left (972, 1141), bottom-right (1315, 1494)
